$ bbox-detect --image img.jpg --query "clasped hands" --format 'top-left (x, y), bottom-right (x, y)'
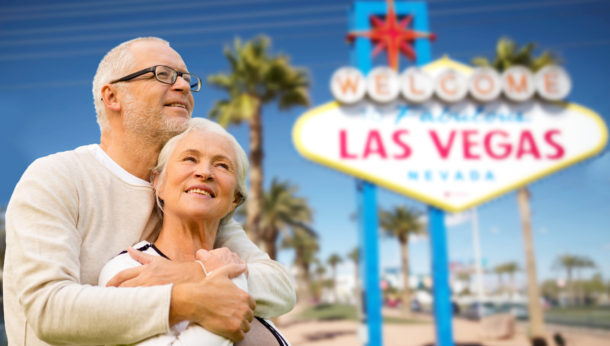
top-left (106, 247), bottom-right (255, 342)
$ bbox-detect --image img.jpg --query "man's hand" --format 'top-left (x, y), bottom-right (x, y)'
top-left (196, 247), bottom-right (247, 276)
top-left (171, 263), bottom-right (255, 342)
top-left (106, 247), bottom-right (203, 287)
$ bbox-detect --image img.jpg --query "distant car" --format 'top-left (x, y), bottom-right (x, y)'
top-left (410, 299), bottom-right (422, 312)
top-left (385, 296), bottom-right (401, 308)
top-left (462, 302), bottom-right (497, 320)
top-left (497, 303), bottom-right (529, 320)
top-left (452, 301), bottom-right (460, 315)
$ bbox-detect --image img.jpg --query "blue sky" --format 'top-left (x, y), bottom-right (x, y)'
top-left (1, 0), bottom-right (609, 287)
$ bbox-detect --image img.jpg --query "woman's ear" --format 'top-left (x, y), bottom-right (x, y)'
top-left (232, 192), bottom-right (242, 210)
top-left (101, 84), bottom-right (121, 112)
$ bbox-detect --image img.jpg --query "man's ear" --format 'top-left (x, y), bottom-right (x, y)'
top-left (101, 85), bottom-right (121, 112)
top-left (152, 171), bottom-right (165, 200)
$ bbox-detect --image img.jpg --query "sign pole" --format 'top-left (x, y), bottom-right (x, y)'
top-left (356, 180), bottom-right (383, 346)
top-left (350, 3), bottom-right (382, 345)
top-left (429, 206), bottom-right (455, 346)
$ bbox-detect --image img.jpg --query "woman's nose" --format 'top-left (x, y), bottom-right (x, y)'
top-left (195, 166), bottom-right (212, 180)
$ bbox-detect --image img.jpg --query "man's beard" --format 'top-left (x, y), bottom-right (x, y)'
top-left (122, 93), bottom-right (190, 146)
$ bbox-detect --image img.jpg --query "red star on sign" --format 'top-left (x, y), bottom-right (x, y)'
top-left (346, 0), bottom-right (436, 71)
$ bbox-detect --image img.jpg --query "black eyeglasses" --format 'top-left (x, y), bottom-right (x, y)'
top-left (110, 65), bottom-right (201, 92)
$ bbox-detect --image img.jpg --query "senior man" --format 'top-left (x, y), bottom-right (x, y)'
top-left (3, 37), bottom-right (295, 345)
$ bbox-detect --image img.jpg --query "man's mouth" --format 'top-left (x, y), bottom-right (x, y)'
top-left (167, 103), bottom-right (187, 109)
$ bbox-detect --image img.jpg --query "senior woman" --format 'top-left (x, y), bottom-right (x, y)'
top-left (99, 118), bottom-right (288, 345)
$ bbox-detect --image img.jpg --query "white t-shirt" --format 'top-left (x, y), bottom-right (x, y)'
top-left (99, 240), bottom-right (249, 346)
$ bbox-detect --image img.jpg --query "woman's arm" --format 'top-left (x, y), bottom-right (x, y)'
top-left (213, 218), bottom-right (297, 318)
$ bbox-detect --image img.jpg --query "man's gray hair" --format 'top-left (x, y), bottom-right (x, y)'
top-left (92, 37), bottom-right (169, 133)
top-left (152, 118), bottom-right (249, 225)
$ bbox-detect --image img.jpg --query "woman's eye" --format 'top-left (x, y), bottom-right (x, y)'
top-left (216, 162), bottom-right (229, 169)
top-left (183, 156), bottom-right (196, 162)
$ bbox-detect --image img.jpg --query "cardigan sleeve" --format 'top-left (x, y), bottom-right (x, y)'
top-left (215, 218), bottom-right (296, 318)
top-left (5, 157), bottom-right (172, 344)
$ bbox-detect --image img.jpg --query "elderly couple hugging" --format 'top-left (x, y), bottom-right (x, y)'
top-left (4, 37), bottom-right (292, 345)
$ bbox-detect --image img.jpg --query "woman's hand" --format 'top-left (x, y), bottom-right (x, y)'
top-left (106, 247), bottom-right (204, 287)
top-left (196, 247), bottom-right (248, 277)
top-left (170, 263), bottom-right (255, 342)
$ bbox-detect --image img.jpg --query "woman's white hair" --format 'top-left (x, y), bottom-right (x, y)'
top-left (92, 37), bottom-right (169, 133)
top-left (152, 117), bottom-right (249, 226)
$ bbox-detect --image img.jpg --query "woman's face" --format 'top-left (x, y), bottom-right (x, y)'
top-left (156, 129), bottom-right (239, 222)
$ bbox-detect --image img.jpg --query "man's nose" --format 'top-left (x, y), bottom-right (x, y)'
top-left (172, 75), bottom-right (191, 93)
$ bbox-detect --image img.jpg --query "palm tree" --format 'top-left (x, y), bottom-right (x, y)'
top-left (281, 225), bottom-right (319, 302)
top-left (379, 205), bottom-right (425, 314)
top-left (260, 178), bottom-right (312, 259)
top-left (208, 36), bottom-right (310, 247)
top-left (327, 253), bottom-right (343, 303)
top-left (347, 247), bottom-right (361, 311)
top-left (576, 257), bottom-right (595, 305)
top-left (495, 261), bottom-right (520, 295)
top-left (313, 261), bottom-right (327, 301)
top-left (471, 38), bottom-right (556, 72)
top-left (493, 264), bottom-right (506, 293)
top-left (554, 254), bottom-right (595, 305)
top-left (314, 260), bottom-right (326, 280)
top-left (472, 37), bottom-right (557, 339)
top-left (554, 254), bottom-right (579, 305)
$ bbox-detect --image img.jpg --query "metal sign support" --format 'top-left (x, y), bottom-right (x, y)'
top-left (429, 207), bottom-right (455, 346)
top-left (356, 180), bottom-right (383, 346)
top-left (351, 2), bottom-right (454, 345)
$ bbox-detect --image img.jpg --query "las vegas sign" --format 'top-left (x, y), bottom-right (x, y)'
top-left (292, 57), bottom-right (608, 212)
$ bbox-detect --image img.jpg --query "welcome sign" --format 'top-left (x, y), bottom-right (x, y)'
top-left (293, 57), bottom-right (608, 212)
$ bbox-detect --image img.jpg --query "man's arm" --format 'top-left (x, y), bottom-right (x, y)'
top-left (103, 247), bottom-right (255, 342)
top-left (214, 218), bottom-right (297, 318)
top-left (113, 218), bottom-right (297, 319)
top-left (4, 158), bottom-right (171, 344)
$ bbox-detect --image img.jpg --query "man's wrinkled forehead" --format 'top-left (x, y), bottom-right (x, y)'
top-left (129, 40), bottom-right (188, 72)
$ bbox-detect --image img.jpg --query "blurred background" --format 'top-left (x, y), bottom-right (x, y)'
top-left (1, 0), bottom-right (609, 345)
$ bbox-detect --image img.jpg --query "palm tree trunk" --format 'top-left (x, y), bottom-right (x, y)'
top-left (246, 104), bottom-right (264, 247)
top-left (497, 273), bottom-right (503, 293)
top-left (354, 262), bottom-right (362, 318)
top-left (399, 239), bottom-right (411, 315)
top-left (567, 267), bottom-right (574, 306)
top-left (263, 234), bottom-right (277, 260)
top-left (516, 187), bottom-right (546, 340)
top-left (296, 254), bottom-right (310, 303)
top-left (332, 266), bottom-right (339, 303)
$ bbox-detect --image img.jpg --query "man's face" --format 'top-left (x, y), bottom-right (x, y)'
top-left (119, 41), bottom-right (195, 143)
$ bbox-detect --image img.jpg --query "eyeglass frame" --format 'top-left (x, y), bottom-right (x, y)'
top-left (109, 65), bottom-right (202, 92)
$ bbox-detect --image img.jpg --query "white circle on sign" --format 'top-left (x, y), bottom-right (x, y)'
top-left (535, 65), bottom-right (571, 101)
top-left (400, 67), bottom-right (434, 103)
top-left (502, 66), bottom-right (535, 102)
top-left (367, 67), bottom-right (400, 103)
top-left (330, 67), bottom-right (366, 104)
top-left (469, 67), bottom-right (502, 102)
top-left (435, 68), bottom-right (468, 103)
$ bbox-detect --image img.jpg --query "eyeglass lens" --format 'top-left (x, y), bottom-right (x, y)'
top-left (155, 66), bottom-right (200, 91)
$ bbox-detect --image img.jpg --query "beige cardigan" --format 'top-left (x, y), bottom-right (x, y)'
top-left (3, 144), bottom-right (295, 345)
